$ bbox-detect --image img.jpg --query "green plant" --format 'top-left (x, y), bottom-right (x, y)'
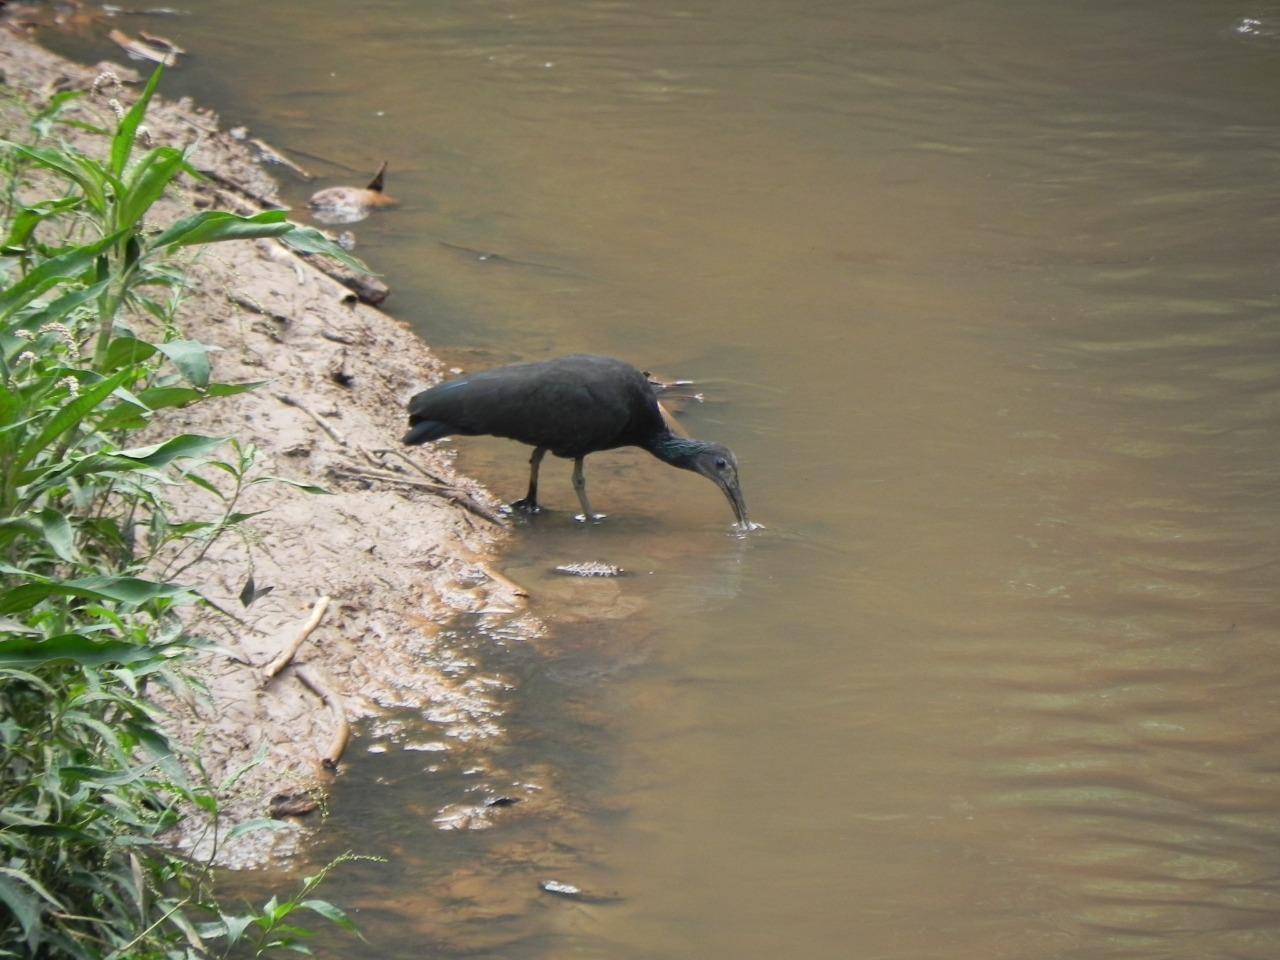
top-left (0, 65), bottom-right (367, 958)
top-left (198, 853), bottom-right (373, 959)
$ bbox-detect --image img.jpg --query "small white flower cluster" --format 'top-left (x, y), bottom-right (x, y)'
top-left (39, 321), bottom-right (76, 350)
top-left (58, 376), bottom-right (80, 397)
top-left (91, 70), bottom-right (123, 96)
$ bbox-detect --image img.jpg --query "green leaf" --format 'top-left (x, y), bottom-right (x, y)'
top-left (0, 634), bottom-right (162, 667)
top-left (0, 575), bottom-right (196, 615)
top-left (300, 899), bottom-right (359, 933)
top-left (111, 64), bottom-right (164, 177)
top-left (30, 88), bottom-right (86, 132)
top-left (100, 335), bottom-right (158, 370)
top-left (155, 339), bottom-right (217, 388)
top-left (0, 229), bottom-right (125, 319)
top-left (117, 433), bottom-right (227, 467)
top-left (217, 912), bottom-right (256, 946)
top-left (118, 146), bottom-right (195, 232)
top-left (10, 277), bottom-right (109, 334)
top-left (209, 380), bottom-right (267, 397)
top-left (132, 385), bottom-right (202, 408)
top-left (251, 476), bottom-right (331, 495)
top-left (96, 380), bottom-right (264, 430)
top-left (0, 874), bottom-right (42, 947)
top-left (281, 226), bottom-right (374, 274)
top-left (2, 196), bottom-right (83, 251)
top-left (149, 209), bottom-right (292, 251)
top-left (0, 141), bottom-right (109, 214)
top-left (13, 367), bottom-right (133, 473)
top-left (37, 507), bottom-right (78, 563)
top-left (22, 433), bottom-right (227, 494)
top-left (0, 866), bottom-right (67, 950)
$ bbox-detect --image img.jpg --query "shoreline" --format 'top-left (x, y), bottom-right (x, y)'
top-left (1, 29), bottom-right (543, 868)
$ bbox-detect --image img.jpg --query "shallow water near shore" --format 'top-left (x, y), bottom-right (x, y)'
top-left (47, 1), bottom-right (1280, 956)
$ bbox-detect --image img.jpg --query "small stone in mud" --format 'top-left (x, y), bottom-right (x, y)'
top-left (552, 562), bottom-right (627, 578)
top-left (269, 791), bottom-right (319, 818)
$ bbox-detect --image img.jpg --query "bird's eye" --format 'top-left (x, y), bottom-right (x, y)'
top-left (714, 457), bottom-right (728, 470)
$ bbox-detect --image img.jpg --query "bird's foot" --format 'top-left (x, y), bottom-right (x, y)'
top-left (573, 512), bottom-right (607, 524)
top-left (509, 498), bottom-right (542, 514)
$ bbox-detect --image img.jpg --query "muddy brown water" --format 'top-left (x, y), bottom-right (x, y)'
top-left (48, 1), bottom-right (1280, 956)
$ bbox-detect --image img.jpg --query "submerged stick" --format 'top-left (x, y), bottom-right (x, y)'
top-left (480, 564), bottom-right (529, 599)
top-left (293, 664), bottom-right (350, 770)
top-left (261, 595), bottom-right (331, 683)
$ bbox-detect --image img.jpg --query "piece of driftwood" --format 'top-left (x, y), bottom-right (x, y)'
top-left (261, 595), bottom-right (330, 683)
top-left (293, 664), bottom-right (350, 770)
top-left (293, 251), bottom-right (389, 306)
top-left (275, 393), bottom-right (347, 447)
top-left (138, 30), bottom-right (185, 54)
top-left (107, 28), bottom-right (178, 66)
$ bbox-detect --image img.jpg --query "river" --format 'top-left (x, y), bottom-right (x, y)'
top-left (52, 1), bottom-right (1280, 956)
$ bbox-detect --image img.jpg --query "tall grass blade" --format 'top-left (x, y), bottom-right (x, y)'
top-left (110, 65), bottom-right (164, 178)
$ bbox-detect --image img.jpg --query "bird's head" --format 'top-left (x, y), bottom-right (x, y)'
top-left (658, 438), bottom-right (750, 528)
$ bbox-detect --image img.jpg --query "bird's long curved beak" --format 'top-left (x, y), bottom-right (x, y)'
top-left (720, 478), bottom-right (750, 529)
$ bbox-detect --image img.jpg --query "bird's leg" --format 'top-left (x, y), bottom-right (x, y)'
top-left (511, 446), bottom-right (546, 513)
top-left (571, 456), bottom-right (605, 522)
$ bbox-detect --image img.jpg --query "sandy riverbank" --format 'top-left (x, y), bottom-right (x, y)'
top-left (1, 28), bottom-right (547, 868)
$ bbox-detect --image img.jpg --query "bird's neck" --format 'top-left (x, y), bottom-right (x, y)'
top-left (646, 433), bottom-right (709, 470)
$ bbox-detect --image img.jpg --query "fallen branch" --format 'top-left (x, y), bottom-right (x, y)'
top-left (275, 393), bottom-right (348, 447)
top-left (368, 445), bottom-right (453, 485)
top-left (294, 664), bottom-right (350, 770)
top-left (261, 595), bottom-right (331, 683)
top-left (332, 464), bottom-right (450, 491)
top-left (329, 466), bottom-right (505, 526)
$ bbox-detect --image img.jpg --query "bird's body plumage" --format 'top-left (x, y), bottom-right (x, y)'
top-left (403, 355), bottom-right (749, 526)
top-left (405, 355), bottom-right (662, 457)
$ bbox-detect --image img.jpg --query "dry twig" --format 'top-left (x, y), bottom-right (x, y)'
top-left (368, 445), bottom-right (453, 485)
top-left (261, 595), bottom-right (331, 683)
top-left (330, 466), bottom-right (505, 526)
top-left (276, 393), bottom-right (348, 447)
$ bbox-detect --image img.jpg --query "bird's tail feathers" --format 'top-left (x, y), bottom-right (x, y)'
top-left (402, 420), bottom-right (452, 445)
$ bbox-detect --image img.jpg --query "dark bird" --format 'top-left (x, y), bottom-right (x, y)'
top-left (403, 355), bottom-right (749, 527)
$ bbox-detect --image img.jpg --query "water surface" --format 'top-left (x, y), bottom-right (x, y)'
top-left (59, 2), bottom-right (1280, 956)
